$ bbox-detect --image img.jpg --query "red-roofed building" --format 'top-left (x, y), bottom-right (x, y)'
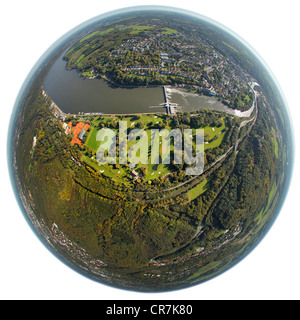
top-left (84, 124), bottom-right (90, 131)
top-left (65, 121), bottom-right (73, 135)
top-left (70, 122), bottom-right (89, 146)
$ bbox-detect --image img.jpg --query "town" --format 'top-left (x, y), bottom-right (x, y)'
top-left (64, 16), bottom-right (254, 111)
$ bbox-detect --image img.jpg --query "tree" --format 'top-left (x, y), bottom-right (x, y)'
top-left (135, 121), bottom-right (144, 129)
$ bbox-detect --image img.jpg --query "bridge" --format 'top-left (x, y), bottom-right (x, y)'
top-left (163, 86), bottom-right (178, 115)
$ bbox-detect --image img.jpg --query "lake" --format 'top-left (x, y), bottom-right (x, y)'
top-left (44, 54), bottom-right (231, 115)
top-left (44, 54), bottom-right (165, 114)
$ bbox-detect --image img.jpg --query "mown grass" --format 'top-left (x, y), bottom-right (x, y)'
top-left (203, 118), bottom-right (226, 150)
top-left (86, 127), bottom-right (100, 151)
top-left (84, 114), bottom-right (227, 181)
top-left (188, 178), bottom-right (208, 201)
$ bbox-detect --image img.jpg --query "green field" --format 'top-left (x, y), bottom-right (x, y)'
top-left (161, 27), bottom-right (179, 34)
top-left (188, 178), bottom-right (208, 201)
top-left (271, 127), bottom-right (279, 158)
top-left (86, 127), bottom-right (101, 151)
top-left (130, 26), bottom-right (154, 35)
top-left (82, 113), bottom-right (230, 183)
top-left (80, 27), bottom-right (126, 42)
top-left (254, 180), bottom-right (278, 227)
top-left (204, 118), bottom-right (226, 150)
top-left (84, 114), bottom-right (174, 181)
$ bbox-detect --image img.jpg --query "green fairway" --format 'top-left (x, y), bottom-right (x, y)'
top-left (86, 127), bottom-right (100, 151)
top-left (83, 113), bottom-right (230, 183)
top-left (188, 178), bottom-right (208, 201)
top-left (143, 163), bottom-right (173, 181)
top-left (203, 118), bottom-right (226, 150)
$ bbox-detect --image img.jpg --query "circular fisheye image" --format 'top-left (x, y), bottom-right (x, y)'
top-left (8, 6), bottom-right (293, 292)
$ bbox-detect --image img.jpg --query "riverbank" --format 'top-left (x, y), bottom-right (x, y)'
top-left (167, 83), bottom-right (257, 118)
top-left (100, 74), bottom-right (165, 90)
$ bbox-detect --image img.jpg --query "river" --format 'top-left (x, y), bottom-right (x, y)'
top-left (167, 87), bottom-right (256, 118)
top-left (169, 87), bottom-right (230, 113)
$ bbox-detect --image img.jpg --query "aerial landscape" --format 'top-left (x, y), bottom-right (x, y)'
top-left (9, 7), bottom-right (293, 291)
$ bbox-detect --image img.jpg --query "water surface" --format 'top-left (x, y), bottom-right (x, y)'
top-left (169, 88), bottom-right (234, 114)
top-left (44, 54), bottom-right (165, 114)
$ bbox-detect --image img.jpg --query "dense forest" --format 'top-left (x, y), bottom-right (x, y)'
top-left (14, 79), bottom-right (281, 285)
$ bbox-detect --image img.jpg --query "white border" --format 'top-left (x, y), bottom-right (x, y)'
top-left (1, 0), bottom-right (299, 300)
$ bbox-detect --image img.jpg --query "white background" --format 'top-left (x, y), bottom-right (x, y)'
top-left (1, 0), bottom-right (299, 300)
